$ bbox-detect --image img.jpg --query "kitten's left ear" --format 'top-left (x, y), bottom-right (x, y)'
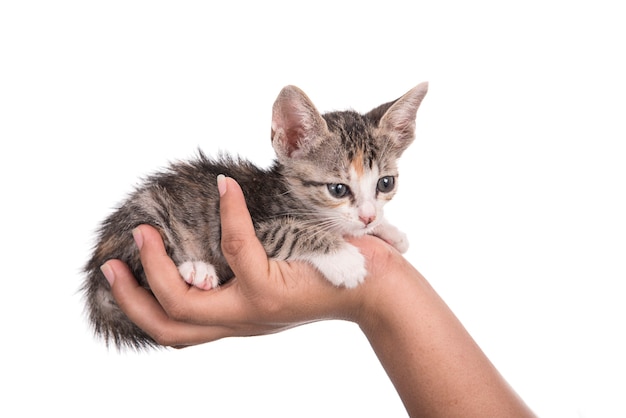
top-left (376, 82), bottom-right (429, 152)
top-left (271, 85), bottom-right (329, 159)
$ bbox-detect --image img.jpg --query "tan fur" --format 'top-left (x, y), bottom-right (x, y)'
top-left (83, 83), bottom-right (428, 350)
top-left (351, 151), bottom-right (365, 177)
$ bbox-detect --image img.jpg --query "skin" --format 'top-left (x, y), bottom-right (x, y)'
top-left (101, 176), bottom-right (535, 417)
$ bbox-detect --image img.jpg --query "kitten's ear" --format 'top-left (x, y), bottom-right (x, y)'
top-left (375, 82), bottom-right (429, 152)
top-left (271, 85), bottom-right (329, 159)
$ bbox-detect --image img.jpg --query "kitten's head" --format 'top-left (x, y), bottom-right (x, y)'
top-left (271, 82), bottom-right (428, 236)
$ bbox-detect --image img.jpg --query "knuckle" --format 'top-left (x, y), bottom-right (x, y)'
top-left (152, 330), bottom-right (178, 347)
top-left (221, 235), bottom-right (248, 257)
top-left (168, 305), bottom-right (190, 322)
top-left (161, 299), bottom-right (191, 322)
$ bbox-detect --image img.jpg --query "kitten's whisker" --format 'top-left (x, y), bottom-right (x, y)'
top-left (84, 82), bottom-right (424, 349)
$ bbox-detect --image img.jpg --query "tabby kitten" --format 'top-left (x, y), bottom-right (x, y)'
top-left (83, 82), bottom-right (429, 349)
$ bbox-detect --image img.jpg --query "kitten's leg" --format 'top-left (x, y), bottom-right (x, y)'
top-left (372, 218), bottom-right (409, 253)
top-left (258, 221), bottom-right (367, 288)
top-left (297, 242), bottom-right (368, 289)
top-left (178, 261), bottom-right (219, 290)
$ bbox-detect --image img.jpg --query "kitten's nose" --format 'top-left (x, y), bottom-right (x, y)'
top-left (359, 214), bottom-right (375, 226)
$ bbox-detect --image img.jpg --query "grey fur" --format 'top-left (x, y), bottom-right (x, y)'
top-left (82, 83), bottom-right (428, 350)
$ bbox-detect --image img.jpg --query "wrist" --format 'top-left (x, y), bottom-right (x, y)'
top-left (349, 240), bottom-right (417, 330)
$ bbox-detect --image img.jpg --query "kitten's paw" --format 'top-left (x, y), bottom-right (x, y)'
top-left (308, 244), bottom-right (367, 288)
top-left (374, 222), bottom-right (409, 253)
top-left (178, 261), bottom-right (219, 290)
top-left (387, 230), bottom-right (409, 253)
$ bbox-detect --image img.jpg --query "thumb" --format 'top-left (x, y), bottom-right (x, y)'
top-left (218, 175), bottom-right (269, 280)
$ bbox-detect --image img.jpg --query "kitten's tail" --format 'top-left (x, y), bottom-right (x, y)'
top-left (82, 237), bottom-right (161, 351)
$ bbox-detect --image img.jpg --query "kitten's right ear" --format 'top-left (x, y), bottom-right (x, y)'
top-left (271, 85), bottom-right (329, 159)
top-left (377, 82), bottom-right (429, 153)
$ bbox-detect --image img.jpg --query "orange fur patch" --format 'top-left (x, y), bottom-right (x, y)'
top-left (351, 151), bottom-right (365, 177)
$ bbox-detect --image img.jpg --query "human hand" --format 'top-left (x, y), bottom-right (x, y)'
top-left (100, 176), bottom-right (537, 417)
top-left (102, 176), bottom-right (400, 347)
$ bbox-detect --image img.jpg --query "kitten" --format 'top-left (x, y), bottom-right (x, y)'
top-left (82, 82), bottom-right (429, 349)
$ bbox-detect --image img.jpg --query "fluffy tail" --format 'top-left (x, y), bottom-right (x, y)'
top-left (82, 228), bottom-right (161, 351)
top-left (81, 264), bottom-right (159, 350)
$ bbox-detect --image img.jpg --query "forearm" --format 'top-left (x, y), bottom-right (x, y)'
top-left (357, 258), bottom-right (534, 417)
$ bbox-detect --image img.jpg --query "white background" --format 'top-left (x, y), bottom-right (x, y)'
top-left (1, 1), bottom-right (624, 417)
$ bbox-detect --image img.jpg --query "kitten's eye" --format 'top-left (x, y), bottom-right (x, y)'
top-left (377, 176), bottom-right (395, 193)
top-left (327, 183), bottom-right (351, 198)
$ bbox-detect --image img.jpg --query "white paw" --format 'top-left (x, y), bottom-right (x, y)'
top-left (387, 230), bottom-right (409, 253)
top-left (373, 222), bottom-right (409, 254)
top-left (178, 261), bottom-right (219, 290)
top-left (306, 244), bottom-right (367, 288)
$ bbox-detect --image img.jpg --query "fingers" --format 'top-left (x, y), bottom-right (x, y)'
top-left (133, 224), bottom-right (240, 323)
top-left (102, 258), bottom-right (168, 325)
top-left (103, 258), bottom-right (233, 346)
top-left (103, 175), bottom-right (282, 346)
top-left (131, 225), bottom-right (193, 316)
top-left (218, 175), bottom-right (270, 282)
top-left (132, 223), bottom-right (250, 325)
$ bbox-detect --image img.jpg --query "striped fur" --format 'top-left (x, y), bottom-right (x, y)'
top-left (82, 83), bottom-right (428, 349)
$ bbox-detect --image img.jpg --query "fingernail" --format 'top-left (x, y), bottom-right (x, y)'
top-left (100, 262), bottom-right (115, 286)
top-left (132, 227), bottom-right (144, 250)
top-left (217, 174), bottom-right (227, 197)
